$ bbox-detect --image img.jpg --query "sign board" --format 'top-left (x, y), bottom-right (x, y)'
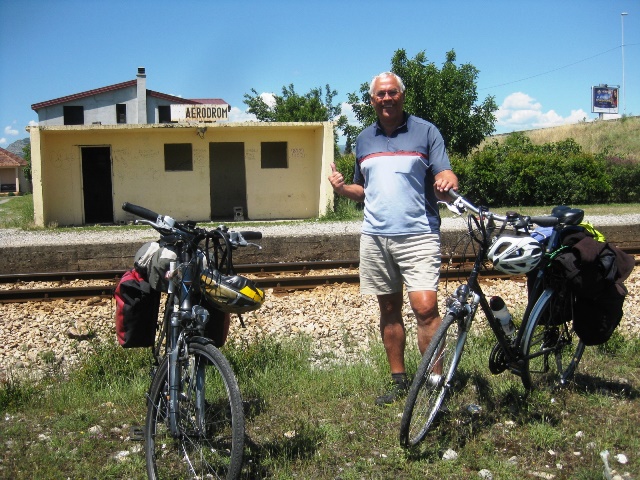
top-left (591, 86), bottom-right (619, 114)
top-left (170, 104), bottom-right (230, 122)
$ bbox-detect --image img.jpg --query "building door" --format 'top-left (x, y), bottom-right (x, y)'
top-left (81, 146), bottom-right (114, 224)
top-left (209, 142), bottom-right (247, 220)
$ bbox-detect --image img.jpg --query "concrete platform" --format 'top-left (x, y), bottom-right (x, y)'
top-left (2, 223), bottom-right (639, 274)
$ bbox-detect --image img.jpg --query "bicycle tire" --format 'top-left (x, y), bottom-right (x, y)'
top-left (145, 340), bottom-right (245, 479)
top-left (520, 287), bottom-right (585, 390)
top-left (400, 312), bottom-right (465, 447)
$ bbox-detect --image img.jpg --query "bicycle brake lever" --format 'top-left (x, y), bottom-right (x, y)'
top-left (438, 200), bottom-right (465, 216)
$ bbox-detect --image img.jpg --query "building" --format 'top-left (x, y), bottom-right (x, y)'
top-left (31, 67), bottom-right (229, 126)
top-left (0, 147), bottom-right (28, 194)
top-left (28, 68), bottom-right (335, 226)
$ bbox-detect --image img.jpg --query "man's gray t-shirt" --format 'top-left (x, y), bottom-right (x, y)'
top-left (354, 114), bottom-right (452, 236)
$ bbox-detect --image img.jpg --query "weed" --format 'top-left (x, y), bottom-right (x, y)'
top-left (1, 327), bottom-right (639, 478)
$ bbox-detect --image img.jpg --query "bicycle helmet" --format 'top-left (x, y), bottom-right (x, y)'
top-left (487, 235), bottom-right (543, 275)
top-left (200, 269), bottom-right (265, 314)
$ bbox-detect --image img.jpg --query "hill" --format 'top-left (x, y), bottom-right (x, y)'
top-left (5, 138), bottom-right (30, 157)
top-left (488, 116), bottom-right (640, 160)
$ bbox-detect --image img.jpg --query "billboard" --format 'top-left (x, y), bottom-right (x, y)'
top-left (591, 86), bottom-right (619, 114)
top-left (170, 104), bottom-right (230, 122)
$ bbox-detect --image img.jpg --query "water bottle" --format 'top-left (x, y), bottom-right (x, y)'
top-left (490, 296), bottom-right (515, 338)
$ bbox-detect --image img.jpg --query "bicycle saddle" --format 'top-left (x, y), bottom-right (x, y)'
top-left (551, 206), bottom-right (584, 225)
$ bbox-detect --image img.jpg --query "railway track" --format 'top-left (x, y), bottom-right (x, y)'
top-left (2, 248), bottom-right (639, 303)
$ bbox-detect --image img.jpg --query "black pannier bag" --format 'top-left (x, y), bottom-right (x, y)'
top-left (551, 231), bottom-right (634, 346)
top-left (131, 241), bottom-right (232, 347)
top-left (114, 268), bottom-right (161, 348)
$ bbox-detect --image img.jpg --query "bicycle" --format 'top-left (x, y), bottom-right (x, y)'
top-left (121, 202), bottom-right (264, 479)
top-left (399, 190), bottom-right (588, 448)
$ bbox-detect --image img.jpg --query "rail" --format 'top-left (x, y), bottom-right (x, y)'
top-left (1, 249), bottom-right (639, 303)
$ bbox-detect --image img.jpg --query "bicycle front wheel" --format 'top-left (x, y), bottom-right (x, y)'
top-left (400, 312), bottom-right (465, 447)
top-left (520, 287), bottom-right (585, 390)
top-left (145, 340), bottom-right (245, 479)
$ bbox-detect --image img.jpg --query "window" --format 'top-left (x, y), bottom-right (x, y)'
top-left (158, 105), bottom-right (172, 123)
top-left (261, 142), bottom-right (288, 168)
top-left (116, 104), bottom-right (127, 124)
top-left (164, 143), bottom-right (193, 171)
top-left (63, 106), bottom-right (84, 125)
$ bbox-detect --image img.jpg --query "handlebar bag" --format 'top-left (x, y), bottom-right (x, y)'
top-left (134, 241), bottom-right (178, 292)
top-left (114, 268), bottom-right (160, 348)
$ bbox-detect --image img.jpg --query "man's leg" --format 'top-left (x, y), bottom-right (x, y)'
top-left (378, 292), bottom-right (406, 373)
top-left (375, 292), bottom-right (410, 405)
top-left (408, 290), bottom-right (441, 355)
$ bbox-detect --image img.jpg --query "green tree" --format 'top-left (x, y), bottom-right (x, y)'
top-left (343, 49), bottom-right (498, 156)
top-left (244, 83), bottom-right (346, 155)
top-left (22, 143), bottom-right (31, 181)
top-left (244, 84), bottom-right (343, 122)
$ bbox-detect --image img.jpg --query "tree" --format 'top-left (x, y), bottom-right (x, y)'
top-left (343, 49), bottom-right (498, 156)
top-left (244, 84), bottom-right (347, 155)
top-left (244, 84), bottom-right (344, 123)
top-left (22, 143), bottom-right (31, 181)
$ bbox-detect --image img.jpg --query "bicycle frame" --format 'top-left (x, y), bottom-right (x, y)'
top-left (443, 225), bottom-right (525, 374)
top-left (442, 191), bottom-right (586, 376)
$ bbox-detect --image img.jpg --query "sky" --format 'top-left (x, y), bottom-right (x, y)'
top-left (1, 0), bottom-right (638, 147)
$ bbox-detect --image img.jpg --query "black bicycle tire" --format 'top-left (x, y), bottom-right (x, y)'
top-left (520, 287), bottom-right (585, 390)
top-left (399, 313), bottom-right (464, 447)
top-left (145, 340), bottom-right (245, 479)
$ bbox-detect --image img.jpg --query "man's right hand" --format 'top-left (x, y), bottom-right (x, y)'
top-left (329, 162), bottom-right (345, 193)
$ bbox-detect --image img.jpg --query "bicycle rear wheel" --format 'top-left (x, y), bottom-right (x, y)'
top-left (400, 313), bottom-right (465, 447)
top-left (145, 340), bottom-right (245, 479)
top-left (520, 287), bottom-right (585, 390)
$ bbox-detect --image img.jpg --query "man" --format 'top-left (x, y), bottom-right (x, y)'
top-left (329, 71), bottom-right (458, 405)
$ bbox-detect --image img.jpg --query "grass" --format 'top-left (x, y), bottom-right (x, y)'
top-left (1, 332), bottom-right (638, 479)
top-left (0, 193), bottom-right (34, 229)
top-left (488, 116), bottom-right (640, 160)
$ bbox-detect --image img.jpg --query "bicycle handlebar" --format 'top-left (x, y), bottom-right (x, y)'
top-left (445, 189), bottom-right (559, 229)
top-left (122, 202), bottom-right (262, 247)
top-left (123, 202), bottom-right (162, 223)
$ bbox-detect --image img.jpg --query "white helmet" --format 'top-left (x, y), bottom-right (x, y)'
top-left (487, 235), bottom-right (543, 274)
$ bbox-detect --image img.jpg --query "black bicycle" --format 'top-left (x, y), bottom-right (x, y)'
top-left (122, 202), bottom-right (264, 479)
top-left (400, 190), bottom-right (587, 448)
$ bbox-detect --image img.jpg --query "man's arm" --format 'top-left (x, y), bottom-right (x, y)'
top-left (329, 163), bottom-right (365, 202)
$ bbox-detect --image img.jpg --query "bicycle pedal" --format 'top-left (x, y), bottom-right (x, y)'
top-left (129, 426), bottom-right (145, 441)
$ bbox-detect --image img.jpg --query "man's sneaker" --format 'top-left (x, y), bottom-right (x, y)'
top-left (375, 380), bottom-right (409, 406)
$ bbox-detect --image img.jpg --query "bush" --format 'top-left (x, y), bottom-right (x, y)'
top-left (454, 133), bottom-right (630, 206)
top-left (606, 156), bottom-right (640, 202)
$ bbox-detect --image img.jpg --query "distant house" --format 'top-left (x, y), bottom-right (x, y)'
top-left (31, 67), bottom-right (229, 126)
top-left (0, 147), bottom-right (28, 194)
top-left (28, 68), bottom-right (334, 226)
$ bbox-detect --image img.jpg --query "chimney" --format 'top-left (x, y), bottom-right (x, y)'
top-left (137, 67), bottom-right (147, 124)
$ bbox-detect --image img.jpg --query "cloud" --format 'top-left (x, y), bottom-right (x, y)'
top-left (29, 120), bottom-right (38, 127)
top-left (228, 106), bottom-right (257, 122)
top-left (0, 138), bottom-right (6, 145)
top-left (4, 125), bottom-right (19, 136)
top-left (340, 102), bottom-right (359, 125)
top-left (260, 92), bottom-right (276, 107)
top-left (227, 92), bottom-right (277, 122)
top-left (495, 92), bottom-right (591, 133)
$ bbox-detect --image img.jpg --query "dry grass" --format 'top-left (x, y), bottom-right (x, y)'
top-left (489, 116), bottom-right (640, 160)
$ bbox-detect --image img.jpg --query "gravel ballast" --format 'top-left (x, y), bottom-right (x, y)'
top-left (0, 216), bottom-right (638, 381)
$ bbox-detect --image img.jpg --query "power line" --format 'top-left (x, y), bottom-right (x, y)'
top-left (479, 44), bottom-right (638, 91)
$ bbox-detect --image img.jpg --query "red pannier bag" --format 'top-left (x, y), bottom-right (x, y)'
top-left (114, 268), bottom-right (160, 348)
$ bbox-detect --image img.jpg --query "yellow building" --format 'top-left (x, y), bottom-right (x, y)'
top-left (28, 122), bottom-right (335, 226)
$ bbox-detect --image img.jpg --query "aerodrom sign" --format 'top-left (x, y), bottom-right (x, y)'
top-left (170, 103), bottom-right (230, 122)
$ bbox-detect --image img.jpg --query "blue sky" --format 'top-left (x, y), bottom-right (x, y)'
top-left (1, 0), bottom-right (638, 147)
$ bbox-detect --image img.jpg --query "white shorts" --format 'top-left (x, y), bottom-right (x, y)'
top-left (359, 233), bottom-right (441, 295)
